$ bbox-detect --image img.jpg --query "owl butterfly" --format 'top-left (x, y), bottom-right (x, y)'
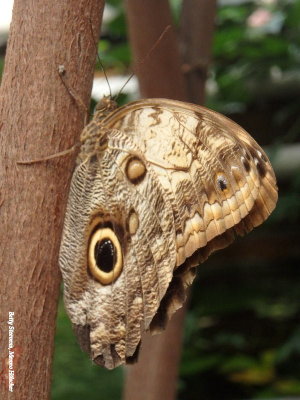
top-left (59, 96), bottom-right (278, 369)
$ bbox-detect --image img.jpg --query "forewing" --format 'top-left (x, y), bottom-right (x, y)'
top-left (104, 98), bottom-right (278, 267)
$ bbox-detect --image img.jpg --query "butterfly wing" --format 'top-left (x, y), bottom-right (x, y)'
top-left (104, 98), bottom-right (278, 265)
top-left (59, 126), bottom-right (177, 369)
top-left (59, 98), bottom-right (278, 369)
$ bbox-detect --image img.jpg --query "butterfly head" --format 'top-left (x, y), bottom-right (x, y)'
top-left (95, 95), bottom-right (118, 116)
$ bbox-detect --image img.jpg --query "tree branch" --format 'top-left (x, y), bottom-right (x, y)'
top-left (180, 0), bottom-right (217, 104)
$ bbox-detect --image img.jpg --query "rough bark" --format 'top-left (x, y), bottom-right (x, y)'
top-left (180, 0), bottom-right (217, 104)
top-left (0, 1), bottom-right (104, 399)
top-left (123, 1), bottom-right (188, 400)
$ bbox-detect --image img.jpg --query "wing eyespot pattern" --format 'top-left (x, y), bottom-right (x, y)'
top-left (215, 173), bottom-right (228, 192)
top-left (88, 226), bottom-right (123, 285)
top-left (125, 157), bottom-right (147, 184)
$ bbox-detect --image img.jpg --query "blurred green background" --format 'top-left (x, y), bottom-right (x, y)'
top-left (2, 0), bottom-right (299, 399)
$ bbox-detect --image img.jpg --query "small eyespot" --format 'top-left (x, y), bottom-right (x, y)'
top-left (88, 227), bottom-right (123, 285)
top-left (216, 173), bottom-right (228, 192)
top-left (127, 210), bottom-right (139, 236)
top-left (125, 157), bottom-right (146, 184)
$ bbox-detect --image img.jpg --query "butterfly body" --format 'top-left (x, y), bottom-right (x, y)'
top-left (59, 98), bottom-right (278, 369)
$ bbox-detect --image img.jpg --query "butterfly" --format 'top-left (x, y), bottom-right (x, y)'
top-left (59, 96), bottom-right (278, 369)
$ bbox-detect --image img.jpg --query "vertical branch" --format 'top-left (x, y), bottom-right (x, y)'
top-left (123, 306), bottom-right (187, 400)
top-left (125, 0), bottom-right (187, 101)
top-left (180, 0), bottom-right (217, 104)
top-left (0, 1), bottom-right (104, 399)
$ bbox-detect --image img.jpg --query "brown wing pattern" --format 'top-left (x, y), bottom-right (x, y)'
top-left (59, 98), bottom-right (278, 369)
top-left (104, 99), bottom-right (278, 264)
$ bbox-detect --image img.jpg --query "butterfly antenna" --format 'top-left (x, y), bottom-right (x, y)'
top-left (115, 24), bottom-right (172, 101)
top-left (88, 17), bottom-right (112, 98)
top-left (96, 55), bottom-right (113, 99)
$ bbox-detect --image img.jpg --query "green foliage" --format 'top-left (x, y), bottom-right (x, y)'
top-left (98, 39), bottom-right (131, 70)
top-left (97, 0), bottom-right (130, 72)
top-left (208, 1), bottom-right (300, 132)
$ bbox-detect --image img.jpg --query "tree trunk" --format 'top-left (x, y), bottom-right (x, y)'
top-left (125, 0), bottom-right (187, 101)
top-left (0, 1), bottom-right (104, 399)
top-left (180, 0), bottom-right (217, 104)
top-left (123, 305), bottom-right (187, 400)
top-left (123, 1), bottom-right (188, 400)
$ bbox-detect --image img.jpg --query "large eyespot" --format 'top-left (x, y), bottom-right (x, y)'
top-left (125, 157), bottom-right (146, 184)
top-left (88, 227), bottom-right (123, 285)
